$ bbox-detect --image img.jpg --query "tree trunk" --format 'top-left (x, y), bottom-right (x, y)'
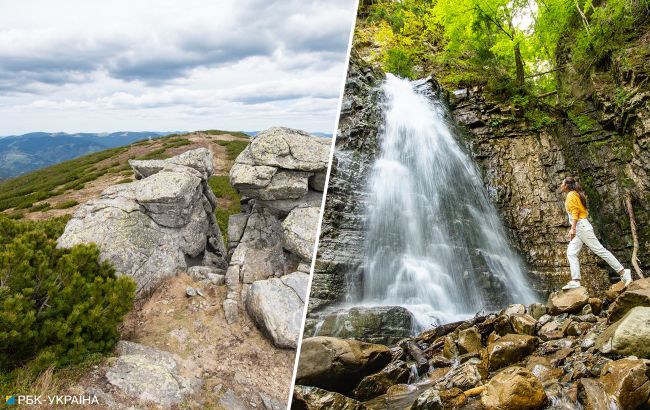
top-left (514, 43), bottom-right (525, 87)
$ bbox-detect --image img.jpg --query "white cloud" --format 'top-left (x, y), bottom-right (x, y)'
top-left (0, 0), bottom-right (356, 134)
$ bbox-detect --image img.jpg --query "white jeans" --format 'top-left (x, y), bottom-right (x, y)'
top-left (568, 219), bottom-right (624, 280)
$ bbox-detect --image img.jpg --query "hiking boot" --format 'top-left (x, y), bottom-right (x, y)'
top-left (621, 269), bottom-right (633, 286)
top-left (562, 280), bottom-right (581, 290)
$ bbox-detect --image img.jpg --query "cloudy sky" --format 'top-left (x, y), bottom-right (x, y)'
top-left (0, 0), bottom-right (357, 135)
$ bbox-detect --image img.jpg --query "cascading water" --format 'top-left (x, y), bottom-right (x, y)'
top-left (359, 74), bottom-right (537, 329)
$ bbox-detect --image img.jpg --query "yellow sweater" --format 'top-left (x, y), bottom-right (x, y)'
top-left (565, 191), bottom-right (588, 221)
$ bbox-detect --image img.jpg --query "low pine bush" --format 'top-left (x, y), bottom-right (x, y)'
top-left (0, 216), bottom-right (136, 373)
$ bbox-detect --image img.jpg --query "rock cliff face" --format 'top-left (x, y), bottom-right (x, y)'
top-left (308, 52), bottom-right (384, 313)
top-left (57, 148), bottom-right (228, 296)
top-left (451, 35), bottom-right (650, 296)
top-left (226, 127), bottom-right (330, 348)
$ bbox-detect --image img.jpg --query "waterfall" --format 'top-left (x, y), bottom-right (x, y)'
top-left (360, 74), bottom-right (537, 329)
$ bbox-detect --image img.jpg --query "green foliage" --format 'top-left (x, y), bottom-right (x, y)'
top-left (0, 215), bottom-right (135, 373)
top-left (215, 140), bottom-right (250, 161)
top-left (568, 111), bottom-right (598, 133)
top-left (29, 203), bottom-right (52, 213)
top-left (54, 200), bottom-right (79, 209)
top-left (208, 176), bottom-right (241, 241)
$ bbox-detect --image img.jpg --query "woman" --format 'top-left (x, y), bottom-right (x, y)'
top-left (561, 177), bottom-right (632, 290)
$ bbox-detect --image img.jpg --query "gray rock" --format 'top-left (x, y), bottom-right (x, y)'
top-left (239, 170), bottom-right (311, 201)
top-left (256, 190), bottom-right (323, 216)
top-left (227, 213), bottom-right (249, 244)
top-left (186, 287), bottom-right (197, 297)
top-left (309, 171), bottom-right (328, 192)
top-left (57, 149), bottom-right (227, 296)
top-left (245, 272), bottom-right (309, 348)
top-left (247, 127), bottom-right (330, 172)
top-left (129, 147), bottom-right (214, 180)
top-left (282, 206), bottom-right (321, 260)
top-left (223, 298), bottom-right (239, 325)
top-left (219, 389), bottom-right (247, 410)
top-left (229, 163), bottom-right (277, 189)
top-left (106, 341), bottom-right (199, 407)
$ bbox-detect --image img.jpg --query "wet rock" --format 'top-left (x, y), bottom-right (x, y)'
top-left (510, 314), bottom-right (537, 336)
top-left (504, 304), bottom-right (526, 316)
top-left (352, 360), bottom-right (410, 401)
top-left (487, 334), bottom-right (538, 371)
top-left (597, 306), bottom-right (650, 357)
top-left (296, 336), bottom-right (392, 393)
top-left (548, 287), bottom-right (590, 315)
top-left (600, 358), bottom-right (650, 409)
top-left (411, 388), bottom-right (443, 410)
top-left (245, 272), bottom-right (309, 349)
top-left (588, 298), bottom-right (603, 315)
top-left (608, 288), bottom-right (650, 322)
top-left (457, 326), bottom-right (483, 354)
top-left (313, 306), bottom-right (413, 346)
top-left (282, 206), bottom-right (320, 261)
top-left (440, 358), bottom-right (487, 390)
top-left (293, 385), bottom-right (367, 409)
top-left (106, 341), bottom-right (199, 407)
top-left (578, 378), bottom-right (611, 410)
top-left (481, 366), bottom-right (547, 410)
top-left (57, 148), bottom-right (227, 296)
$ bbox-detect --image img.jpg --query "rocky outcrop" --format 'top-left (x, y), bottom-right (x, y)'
top-left (57, 148), bottom-right (227, 296)
top-left (293, 385), bottom-right (367, 410)
top-left (293, 278), bottom-right (650, 409)
top-left (225, 127), bottom-right (328, 346)
top-left (104, 341), bottom-right (201, 407)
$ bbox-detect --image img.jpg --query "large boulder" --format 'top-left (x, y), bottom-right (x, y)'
top-left (312, 306), bottom-right (414, 346)
top-left (547, 287), bottom-right (590, 315)
top-left (282, 205), bottom-right (321, 260)
top-left (608, 288), bottom-right (650, 322)
top-left (292, 385), bottom-right (367, 410)
top-left (487, 334), bottom-right (538, 371)
top-left (481, 367), bottom-right (547, 410)
top-left (105, 341), bottom-right (200, 407)
top-left (600, 358), bottom-right (650, 409)
top-left (597, 306), bottom-right (650, 358)
top-left (245, 272), bottom-right (309, 349)
top-left (57, 148), bottom-right (227, 296)
top-left (296, 337), bottom-right (392, 393)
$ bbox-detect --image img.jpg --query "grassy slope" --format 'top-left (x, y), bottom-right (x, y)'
top-left (0, 133), bottom-right (249, 229)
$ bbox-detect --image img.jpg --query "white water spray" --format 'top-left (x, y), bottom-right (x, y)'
top-left (360, 74), bottom-right (537, 329)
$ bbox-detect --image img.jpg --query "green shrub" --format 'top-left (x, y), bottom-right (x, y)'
top-left (29, 203), bottom-right (52, 213)
top-left (0, 216), bottom-right (135, 373)
top-left (54, 200), bottom-right (79, 209)
top-left (202, 130), bottom-right (250, 138)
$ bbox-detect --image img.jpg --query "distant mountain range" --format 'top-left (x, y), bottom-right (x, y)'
top-left (0, 131), bottom-right (181, 180)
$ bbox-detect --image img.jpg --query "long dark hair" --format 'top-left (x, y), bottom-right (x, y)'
top-left (564, 177), bottom-right (587, 208)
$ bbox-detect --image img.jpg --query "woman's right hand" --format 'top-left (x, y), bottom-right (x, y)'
top-left (567, 228), bottom-right (576, 241)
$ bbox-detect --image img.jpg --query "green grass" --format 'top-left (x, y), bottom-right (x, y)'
top-left (0, 147), bottom-right (127, 212)
top-left (215, 140), bottom-right (250, 161)
top-left (202, 129), bottom-right (250, 138)
top-left (208, 176), bottom-right (241, 241)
